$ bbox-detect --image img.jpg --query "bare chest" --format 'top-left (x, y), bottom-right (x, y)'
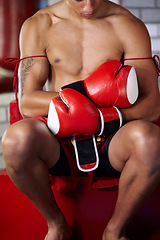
top-left (45, 19), bottom-right (122, 79)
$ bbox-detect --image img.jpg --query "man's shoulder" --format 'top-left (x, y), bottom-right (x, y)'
top-left (107, 3), bottom-right (148, 41)
top-left (116, 11), bottom-right (149, 44)
top-left (22, 2), bottom-right (63, 32)
top-left (105, 3), bottom-right (151, 57)
top-left (107, 3), bottom-right (143, 29)
top-left (23, 8), bottom-right (53, 30)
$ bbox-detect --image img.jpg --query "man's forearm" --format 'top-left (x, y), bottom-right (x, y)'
top-left (19, 90), bottom-right (59, 118)
top-left (121, 95), bottom-right (160, 123)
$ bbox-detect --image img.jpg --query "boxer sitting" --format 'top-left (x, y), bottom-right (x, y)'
top-left (2, 0), bottom-right (160, 240)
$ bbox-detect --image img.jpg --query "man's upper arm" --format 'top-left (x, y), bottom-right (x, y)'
top-left (18, 15), bottom-right (49, 99)
top-left (118, 15), bottom-right (160, 121)
top-left (121, 17), bottom-right (158, 95)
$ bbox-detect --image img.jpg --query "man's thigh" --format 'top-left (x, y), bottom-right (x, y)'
top-left (107, 120), bottom-right (159, 173)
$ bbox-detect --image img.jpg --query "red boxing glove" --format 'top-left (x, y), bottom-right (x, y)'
top-left (47, 89), bottom-right (122, 138)
top-left (61, 60), bottom-right (138, 108)
top-left (47, 89), bottom-right (100, 138)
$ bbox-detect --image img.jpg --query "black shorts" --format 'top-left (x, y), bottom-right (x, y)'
top-left (94, 134), bottom-right (121, 178)
top-left (48, 134), bottom-right (120, 178)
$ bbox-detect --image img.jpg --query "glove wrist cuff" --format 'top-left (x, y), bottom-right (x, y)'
top-left (97, 107), bottom-right (123, 136)
top-left (61, 81), bottom-right (88, 98)
top-left (113, 106), bottom-right (123, 128)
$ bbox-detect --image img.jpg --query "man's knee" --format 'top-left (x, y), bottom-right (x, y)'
top-left (129, 120), bottom-right (160, 170)
top-left (2, 119), bottom-right (61, 172)
top-left (2, 120), bottom-right (39, 171)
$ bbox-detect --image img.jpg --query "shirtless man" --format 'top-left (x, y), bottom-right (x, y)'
top-left (2, 0), bottom-right (160, 239)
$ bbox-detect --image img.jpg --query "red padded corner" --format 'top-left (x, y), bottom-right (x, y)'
top-left (0, 77), bottom-right (14, 93)
top-left (0, 0), bottom-right (39, 93)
